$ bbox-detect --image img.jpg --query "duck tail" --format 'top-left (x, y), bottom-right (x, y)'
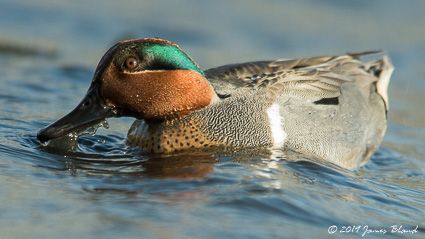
top-left (375, 55), bottom-right (394, 112)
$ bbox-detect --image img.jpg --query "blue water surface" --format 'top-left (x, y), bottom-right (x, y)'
top-left (0, 0), bottom-right (424, 238)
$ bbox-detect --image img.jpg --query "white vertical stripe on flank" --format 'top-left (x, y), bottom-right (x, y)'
top-left (266, 103), bottom-right (287, 148)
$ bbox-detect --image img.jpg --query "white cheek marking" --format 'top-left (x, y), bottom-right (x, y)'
top-left (266, 103), bottom-right (287, 148)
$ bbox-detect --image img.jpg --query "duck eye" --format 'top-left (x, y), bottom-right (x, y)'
top-left (124, 57), bottom-right (138, 69)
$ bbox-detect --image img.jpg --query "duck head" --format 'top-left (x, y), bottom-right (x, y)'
top-left (37, 38), bottom-right (216, 142)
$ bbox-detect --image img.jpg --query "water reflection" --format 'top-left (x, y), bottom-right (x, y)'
top-left (40, 133), bottom-right (350, 183)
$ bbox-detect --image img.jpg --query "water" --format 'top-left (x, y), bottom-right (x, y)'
top-left (1, 0), bottom-right (424, 238)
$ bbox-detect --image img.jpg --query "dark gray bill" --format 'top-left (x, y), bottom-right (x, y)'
top-left (37, 86), bottom-right (116, 142)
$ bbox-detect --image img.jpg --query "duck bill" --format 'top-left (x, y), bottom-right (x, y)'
top-left (37, 85), bottom-right (116, 142)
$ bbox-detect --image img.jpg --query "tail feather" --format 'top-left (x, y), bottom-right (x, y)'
top-left (376, 55), bottom-right (393, 111)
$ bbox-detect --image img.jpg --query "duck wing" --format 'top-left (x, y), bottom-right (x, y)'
top-left (205, 51), bottom-right (392, 108)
